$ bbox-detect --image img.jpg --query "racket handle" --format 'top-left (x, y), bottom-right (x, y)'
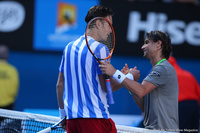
top-left (38, 117), bottom-right (65, 133)
top-left (105, 75), bottom-right (114, 104)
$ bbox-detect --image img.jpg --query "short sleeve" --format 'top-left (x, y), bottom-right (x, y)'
top-left (95, 44), bottom-right (109, 75)
top-left (144, 65), bottom-right (168, 87)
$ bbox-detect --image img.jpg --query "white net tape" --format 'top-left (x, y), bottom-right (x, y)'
top-left (0, 109), bottom-right (170, 133)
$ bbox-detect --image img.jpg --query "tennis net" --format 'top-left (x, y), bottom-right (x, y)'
top-left (0, 109), bottom-right (164, 133)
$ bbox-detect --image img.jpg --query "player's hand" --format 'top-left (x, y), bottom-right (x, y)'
top-left (121, 64), bottom-right (129, 75)
top-left (129, 66), bottom-right (140, 81)
top-left (61, 119), bottom-right (66, 130)
top-left (99, 61), bottom-right (116, 76)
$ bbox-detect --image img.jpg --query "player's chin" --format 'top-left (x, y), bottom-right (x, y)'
top-left (143, 52), bottom-right (146, 56)
top-left (143, 53), bottom-right (148, 58)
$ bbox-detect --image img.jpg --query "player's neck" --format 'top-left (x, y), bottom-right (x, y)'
top-left (150, 56), bottom-right (165, 66)
top-left (87, 29), bottom-right (100, 42)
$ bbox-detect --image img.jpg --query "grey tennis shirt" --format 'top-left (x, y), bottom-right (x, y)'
top-left (143, 60), bottom-right (179, 131)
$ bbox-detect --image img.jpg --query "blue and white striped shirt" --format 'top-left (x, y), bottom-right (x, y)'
top-left (59, 35), bottom-right (110, 120)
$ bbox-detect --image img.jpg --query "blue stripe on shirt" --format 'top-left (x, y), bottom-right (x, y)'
top-left (94, 43), bottom-right (109, 118)
top-left (74, 37), bottom-right (84, 118)
top-left (66, 42), bottom-right (74, 119)
top-left (81, 39), bottom-right (96, 118)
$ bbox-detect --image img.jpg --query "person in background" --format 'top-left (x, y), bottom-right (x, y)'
top-left (168, 56), bottom-right (200, 133)
top-left (99, 31), bottom-right (179, 132)
top-left (0, 45), bottom-right (19, 110)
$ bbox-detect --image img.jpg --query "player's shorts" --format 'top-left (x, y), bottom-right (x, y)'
top-left (66, 118), bottom-right (117, 133)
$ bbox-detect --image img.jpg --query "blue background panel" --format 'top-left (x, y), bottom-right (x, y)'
top-left (10, 51), bottom-right (200, 115)
top-left (33, 0), bottom-right (99, 51)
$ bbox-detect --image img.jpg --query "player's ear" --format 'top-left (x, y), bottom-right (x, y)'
top-left (156, 40), bottom-right (162, 49)
top-left (96, 19), bottom-right (102, 29)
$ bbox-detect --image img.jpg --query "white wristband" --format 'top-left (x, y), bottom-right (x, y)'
top-left (113, 70), bottom-right (126, 83)
top-left (59, 108), bottom-right (66, 119)
top-left (126, 73), bottom-right (134, 80)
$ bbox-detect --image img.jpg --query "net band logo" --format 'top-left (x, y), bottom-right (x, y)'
top-left (0, 1), bottom-right (25, 32)
top-left (56, 2), bottom-right (76, 33)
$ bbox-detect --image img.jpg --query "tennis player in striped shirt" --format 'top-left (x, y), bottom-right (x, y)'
top-left (56, 5), bottom-right (141, 133)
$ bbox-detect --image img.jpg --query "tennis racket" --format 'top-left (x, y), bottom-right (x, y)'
top-left (85, 17), bottom-right (115, 104)
top-left (38, 117), bottom-right (66, 133)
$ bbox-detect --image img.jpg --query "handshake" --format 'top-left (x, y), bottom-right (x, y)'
top-left (99, 62), bottom-right (140, 83)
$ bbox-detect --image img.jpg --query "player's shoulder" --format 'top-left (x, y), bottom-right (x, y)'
top-left (154, 63), bottom-right (167, 72)
top-left (153, 60), bottom-right (174, 74)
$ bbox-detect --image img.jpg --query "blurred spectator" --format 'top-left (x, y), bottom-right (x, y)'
top-left (0, 45), bottom-right (19, 110)
top-left (168, 56), bottom-right (200, 133)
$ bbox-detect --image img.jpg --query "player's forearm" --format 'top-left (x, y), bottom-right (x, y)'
top-left (122, 79), bottom-right (146, 99)
top-left (110, 78), bottom-right (123, 91)
top-left (122, 79), bottom-right (145, 111)
top-left (131, 94), bottom-right (144, 112)
top-left (57, 97), bottom-right (64, 109)
top-left (56, 72), bottom-right (65, 109)
top-left (56, 82), bottom-right (64, 109)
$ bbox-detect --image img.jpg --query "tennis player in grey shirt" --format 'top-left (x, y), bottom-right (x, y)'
top-left (99, 31), bottom-right (179, 132)
top-left (143, 60), bottom-right (179, 131)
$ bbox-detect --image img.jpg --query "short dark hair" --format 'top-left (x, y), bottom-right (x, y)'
top-left (85, 5), bottom-right (114, 23)
top-left (146, 31), bottom-right (172, 60)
